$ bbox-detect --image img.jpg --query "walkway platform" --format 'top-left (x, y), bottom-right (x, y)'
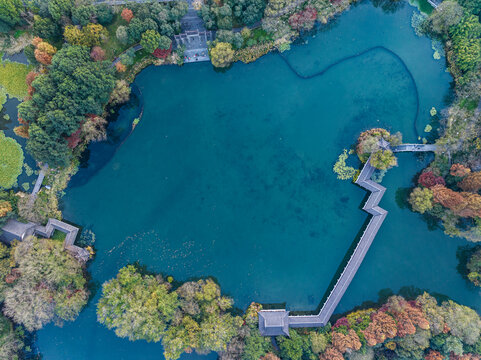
top-left (259, 143), bottom-right (435, 336)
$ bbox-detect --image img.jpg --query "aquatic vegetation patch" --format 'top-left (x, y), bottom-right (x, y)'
top-left (0, 131), bottom-right (24, 190)
top-left (0, 58), bottom-right (32, 100)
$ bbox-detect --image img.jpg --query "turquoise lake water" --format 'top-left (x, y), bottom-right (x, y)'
top-left (36, 2), bottom-right (481, 359)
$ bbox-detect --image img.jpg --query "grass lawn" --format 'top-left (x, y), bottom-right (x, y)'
top-left (51, 229), bottom-right (67, 242)
top-left (104, 13), bottom-right (131, 60)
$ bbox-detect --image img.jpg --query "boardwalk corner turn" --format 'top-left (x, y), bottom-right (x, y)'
top-left (258, 143), bottom-right (437, 336)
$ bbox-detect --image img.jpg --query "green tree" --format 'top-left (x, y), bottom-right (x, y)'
top-left (449, 15), bottom-right (481, 73)
top-left (467, 248), bottom-right (481, 286)
top-left (158, 35), bottom-right (172, 50)
top-left (210, 42), bottom-right (235, 68)
top-left (0, 0), bottom-right (23, 28)
top-left (140, 29), bottom-right (161, 53)
top-left (0, 313), bottom-right (24, 360)
top-left (33, 15), bottom-right (61, 40)
top-left (22, 45), bottom-right (115, 167)
top-left (47, 0), bottom-right (73, 21)
top-left (3, 237), bottom-right (88, 331)
top-left (409, 187), bottom-right (434, 214)
top-left (95, 3), bottom-right (114, 25)
top-left (0, 132), bottom-right (23, 189)
top-left (97, 265), bottom-right (180, 342)
top-left (277, 330), bottom-right (309, 360)
top-left (242, 329), bottom-right (272, 360)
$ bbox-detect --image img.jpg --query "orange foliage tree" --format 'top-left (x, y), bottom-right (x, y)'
top-left (0, 200), bottom-right (12, 217)
top-left (432, 185), bottom-right (466, 211)
top-left (32, 38), bottom-right (57, 65)
top-left (319, 346), bottom-right (344, 360)
top-left (14, 125), bottom-right (29, 139)
top-left (425, 350), bottom-right (445, 360)
top-left (362, 311), bottom-right (397, 346)
top-left (331, 329), bottom-right (362, 353)
top-left (450, 163), bottom-right (471, 178)
top-left (115, 62), bottom-right (126, 73)
top-left (459, 171), bottom-right (481, 192)
top-left (121, 8), bottom-right (133, 23)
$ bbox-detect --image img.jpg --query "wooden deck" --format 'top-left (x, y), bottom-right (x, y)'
top-left (259, 143), bottom-right (436, 336)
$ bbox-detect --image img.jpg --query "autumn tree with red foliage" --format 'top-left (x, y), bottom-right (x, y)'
top-left (90, 46), bottom-right (106, 61)
top-left (153, 45), bottom-right (172, 59)
top-left (121, 8), bottom-right (134, 23)
top-left (26, 71), bottom-right (38, 96)
top-left (450, 164), bottom-right (471, 178)
top-left (419, 171), bottom-right (446, 188)
top-left (289, 7), bottom-right (317, 31)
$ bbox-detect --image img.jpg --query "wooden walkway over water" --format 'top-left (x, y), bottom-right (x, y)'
top-left (259, 143), bottom-right (436, 336)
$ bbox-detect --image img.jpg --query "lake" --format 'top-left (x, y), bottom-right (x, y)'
top-left (37, 2), bottom-right (479, 359)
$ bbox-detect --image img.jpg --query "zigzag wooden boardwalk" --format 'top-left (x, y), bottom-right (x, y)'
top-left (259, 143), bottom-right (436, 336)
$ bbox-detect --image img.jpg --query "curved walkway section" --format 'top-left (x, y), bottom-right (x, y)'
top-left (259, 144), bottom-right (436, 336)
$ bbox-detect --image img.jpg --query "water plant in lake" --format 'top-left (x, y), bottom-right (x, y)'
top-left (0, 131), bottom-right (24, 190)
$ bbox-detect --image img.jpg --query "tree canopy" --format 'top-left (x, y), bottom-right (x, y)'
top-left (19, 45), bottom-right (115, 167)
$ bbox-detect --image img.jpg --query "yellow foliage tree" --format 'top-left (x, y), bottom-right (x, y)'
top-left (209, 42), bottom-right (234, 68)
top-left (0, 200), bottom-right (12, 217)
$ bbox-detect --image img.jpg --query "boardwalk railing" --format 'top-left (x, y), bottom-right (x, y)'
top-left (258, 143), bottom-right (436, 336)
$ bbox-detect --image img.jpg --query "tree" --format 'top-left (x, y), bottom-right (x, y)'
top-left (0, 313), bottom-right (24, 360)
top-left (128, 18), bottom-right (158, 43)
top-left (0, 131), bottom-right (24, 189)
top-left (33, 15), bottom-right (60, 40)
top-left (0, 0), bottom-right (23, 28)
top-left (418, 171), bottom-right (445, 188)
top-left (210, 42), bottom-right (235, 68)
top-left (370, 149), bottom-right (397, 170)
top-left (22, 45), bottom-right (115, 167)
top-left (97, 265), bottom-right (180, 342)
top-left (451, 163), bottom-right (471, 178)
top-left (331, 329), bottom-right (361, 353)
top-left (277, 331), bottom-right (309, 360)
top-left (409, 187), bottom-right (433, 214)
top-left (288, 7), bottom-right (317, 31)
top-left (425, 1), bottom-right (464, 35)
top-left (121, 8), bottom-right (134, 23)
top-left (3, 236), bottom-right (88, 331)
top-left (72, 5), bottom-right (95, 26)
top-left (109, 80), bottom-right (131, 106)
top-left (459, 172), bottom-right (481, 192)
top-left (140, 29), bottom-right (161, 53)
top-left (159, 35), bottom-right (172, 50)
top-left (115, 62), bottom-right (126, 72)
top-left (242, 330), bottom-right (272, 360)
top-left (47, 0), bottom-right (73, 21)
top-left (442, 300), bottom-right (481, 345)
top-left (116, 25), bottom-right (129, 44)
top-left (467, 248), bottom-right (481, 286)
top-left (95, 3), bottom-right (114, 25)
top-left (449, 15), bottom-right (481, 73)
top-left (82, 116), bottom-right (107, 143)
top-left (90, 46), bottom-right (106, 61)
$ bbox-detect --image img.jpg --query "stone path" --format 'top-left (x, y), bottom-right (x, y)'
top-left (259, 143), bottom-right (437, 336)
